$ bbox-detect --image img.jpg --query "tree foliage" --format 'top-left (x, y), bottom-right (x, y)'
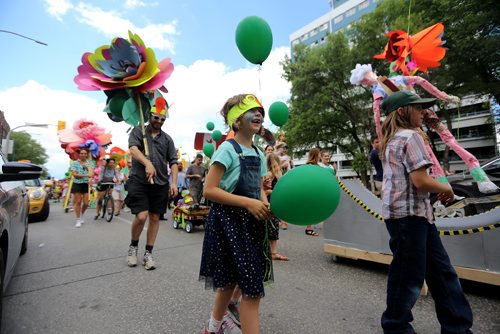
top-left (9, 131), bottom-right (48, 166)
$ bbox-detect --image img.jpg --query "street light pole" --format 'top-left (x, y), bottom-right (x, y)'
top-left (3, 123), bottom-right (50, 158)
top-left (0, 30), bottom-right (48, 46)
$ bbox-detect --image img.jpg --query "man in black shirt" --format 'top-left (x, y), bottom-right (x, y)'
top-left (125, 100), bottom-right (178, 270)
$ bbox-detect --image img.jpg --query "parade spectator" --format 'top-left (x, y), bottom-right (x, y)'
top-left (125, 105), bottom-right (178, 270)
top-left (369, 136), bottom-right (383, 196)
top-left (304, 148), bottom-right (321, 236)
top-left (265, 144), bottom-right (274, 155)
top-left (112, 167), bottom-right (125, 216)
top-left (379, 90), bottom-right (473, 333)
top-left (275, 142), bottom-right (292, 230)
top-left (319, 150), bottom-right (337, 173)
top-left (186, 153), bottom-right (206, 204)
top-left (264, 152), bottom-right (289, 260)
top-left (94, 158), bottom-right (118, 220)
top-left (200, 94), bottom-right (271, 334)
top-left (70, 148), bottom-right (94, 228)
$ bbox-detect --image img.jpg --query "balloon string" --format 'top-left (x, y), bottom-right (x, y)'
top-left (262, 219), bottom-right (273, 282)
top-left (258, 65), bottom-right (263, 103)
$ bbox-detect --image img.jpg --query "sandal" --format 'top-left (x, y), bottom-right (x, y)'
top-left (280, 222), bottom-right (287, 230)
top-left (305, 229), bottom-right (319, 236)
top-left (272, 253), bottom-right (289, 261)
top-left (94, 215), bottom-right (99, 220)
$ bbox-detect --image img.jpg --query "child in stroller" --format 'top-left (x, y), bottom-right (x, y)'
top-left (171, 190), bottom-right (209, 233)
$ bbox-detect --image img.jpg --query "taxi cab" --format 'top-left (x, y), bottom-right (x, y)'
top-left (25, 179), bottom-right (50, 222)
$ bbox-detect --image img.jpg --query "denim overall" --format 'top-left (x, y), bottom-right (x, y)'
top-left (227, 139), bottom-right (261, 199)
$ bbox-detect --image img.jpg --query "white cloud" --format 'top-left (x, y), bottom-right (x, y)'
top-left (0, 47), bottom-right (291, 178)
top-left (44, 0), bottom-right (73, 21)
top-left (74, 2), bottom-right (176, 52)
top-left (124, 0), bottom-right (149, 8)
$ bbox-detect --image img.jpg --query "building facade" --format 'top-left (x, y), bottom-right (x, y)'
top-left (290, 0), bottom-right (379, 51)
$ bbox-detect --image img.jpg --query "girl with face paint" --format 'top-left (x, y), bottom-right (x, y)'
top-left (199, 94), bottom-right (272, 334)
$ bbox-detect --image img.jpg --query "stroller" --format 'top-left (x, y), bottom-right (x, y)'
top-left (171, 190), bottom-right (209, 233)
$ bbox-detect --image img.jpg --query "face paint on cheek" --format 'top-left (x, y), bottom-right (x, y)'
top-left (244, 112), bottom-right (257, 124)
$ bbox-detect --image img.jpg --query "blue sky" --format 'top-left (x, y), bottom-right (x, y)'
top-left (0, 0), bottom-right (332, 177)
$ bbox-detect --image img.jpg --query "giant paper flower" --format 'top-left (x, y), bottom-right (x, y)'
top-left (374, 23), bottom-right (446, 76)
top-left (74, 31), bottom-right (174, 93)
top-left (58, 119), bottom-right (112, 160)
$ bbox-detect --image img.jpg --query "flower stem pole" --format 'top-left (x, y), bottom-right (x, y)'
top-left (137, 94), bottom-right (150, 158)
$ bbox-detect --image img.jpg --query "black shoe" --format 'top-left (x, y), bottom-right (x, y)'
top-left (159, 215), bottom-right (168, 221)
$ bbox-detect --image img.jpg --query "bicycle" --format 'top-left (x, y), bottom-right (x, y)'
top-left (98, 182), bottom-right (115, 222)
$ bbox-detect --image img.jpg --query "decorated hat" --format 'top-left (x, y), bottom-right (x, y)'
top-left (227, 94), bottom-right (264, 127)
top-left (150, 97), bottom-right (169, 117)
top-left (381, 90), bottom-right (436, 115)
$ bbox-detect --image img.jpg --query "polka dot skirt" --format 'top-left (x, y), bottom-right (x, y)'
top-left (199, 203), bottom-right (273, 299)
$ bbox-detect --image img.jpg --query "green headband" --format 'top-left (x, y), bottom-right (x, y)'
top-left (227, 95), bottom-right (264, 127)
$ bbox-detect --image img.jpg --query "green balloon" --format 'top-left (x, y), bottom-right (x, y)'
top-left (203, 143), bottom-right (215, 158)
top-left (212, 130), bottom-right (222, 142)
top-left (270, 165), bottom-right (341, 225)
top-left (235, 16), bottom-right (273, 65)
top-left (269, 101), bottom-right (289, 127)
top-left (206, 122), bottom-right (215, 131)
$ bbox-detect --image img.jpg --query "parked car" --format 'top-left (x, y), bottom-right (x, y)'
top-left (437, 156), bottom-right (500, 216)
top-left (24, 179), bottom-right (50, 223)
top-left (0, 158), bottom-right (42, 330)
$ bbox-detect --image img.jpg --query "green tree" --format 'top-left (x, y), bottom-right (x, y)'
top-left (282, 33), bottom-right (373, 184)
top-left (9, 131), bottom-right (48, 165)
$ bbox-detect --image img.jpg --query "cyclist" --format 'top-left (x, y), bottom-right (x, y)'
top-left (94, 158), bottom-right (119, 220)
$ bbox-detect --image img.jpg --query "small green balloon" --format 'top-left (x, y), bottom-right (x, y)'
top-left (269, 101), bottom-right (289, 127)
top-left (203, 143), bottom-right (215, 158)
top-left (206, 122), bottom-right (215, 131)
top-left (235, 16), bottom-right (273, 65)
top-left (212, 130), bottom-right (222, 142)
top-left (270, 165), bottom-right (341, 225)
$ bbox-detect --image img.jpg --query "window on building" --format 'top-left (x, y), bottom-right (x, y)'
top-left (319, 22), bottom-right (329, 31)
top-left (358, 1), bottom-right (369, 10)
top-left (334, 15), bottom-right (343, 24)
top-left (292, 39), bottom-right (300, 46)
top-left (310, 28), bottom-right (318, 37)
top-left (320, 36), bottom-right (326, 44)
top-left (346, 8), bottom-right (356, 17)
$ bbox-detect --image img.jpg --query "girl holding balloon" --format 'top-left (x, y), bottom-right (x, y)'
top-left (200, 94), bottom-right (272, 334)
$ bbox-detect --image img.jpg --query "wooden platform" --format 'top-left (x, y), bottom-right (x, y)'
top-left (325, 243), bottom-right (500, 286)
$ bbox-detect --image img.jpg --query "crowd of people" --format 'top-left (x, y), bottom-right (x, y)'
top-left (63, 90), bottom-right (473, 334)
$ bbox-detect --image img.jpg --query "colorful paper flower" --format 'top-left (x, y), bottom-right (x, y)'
top-left (58, 119), bottom-right (112, 160)
top-left (74, 31), bottom-right (174, 93)
top-left (374, 23), bottom-right (446, 76)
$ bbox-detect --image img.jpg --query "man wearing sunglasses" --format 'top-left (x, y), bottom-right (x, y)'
top-left (125, 97), bottom-right (178, 270)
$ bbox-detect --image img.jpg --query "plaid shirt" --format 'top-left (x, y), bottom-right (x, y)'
top-left (381, 129), bottom-right (434, 222)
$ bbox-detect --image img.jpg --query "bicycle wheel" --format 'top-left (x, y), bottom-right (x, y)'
top-left (105, 196), bottom-right (114, 222)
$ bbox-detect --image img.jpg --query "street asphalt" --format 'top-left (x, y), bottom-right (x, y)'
top-left (2, 202), bottom-right (499, 334)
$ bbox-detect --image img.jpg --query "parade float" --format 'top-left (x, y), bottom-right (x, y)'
top-left (324, 23), bottom-right (500, 286)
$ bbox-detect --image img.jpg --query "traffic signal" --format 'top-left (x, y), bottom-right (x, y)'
top-left (57, 120), bottom-right (66, 131)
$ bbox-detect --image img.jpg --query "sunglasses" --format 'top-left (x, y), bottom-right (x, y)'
top-left (152, 115), bottom-right (166, 122)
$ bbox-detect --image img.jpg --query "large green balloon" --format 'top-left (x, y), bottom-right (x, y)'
top-left (235, 16), bottom-right (273, 65)
top-left (203, 143), bottom-right (215, 158)
top-left (270, 165), bottom-right (341, 225)
top-left (212, 130), bottom-right (222, 142)
top-left (269, 101), bottom-right (289, 126)
top-left (206, 122), bottom-right (215, 131)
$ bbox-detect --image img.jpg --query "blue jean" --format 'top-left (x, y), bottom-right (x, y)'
top-left (381, 216), bottom-right (473, 334)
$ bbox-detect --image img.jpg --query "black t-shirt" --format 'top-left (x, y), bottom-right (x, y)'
top-left (370, 148), bottom-right (383, 182)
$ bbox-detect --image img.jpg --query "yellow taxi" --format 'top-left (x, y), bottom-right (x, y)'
top-left (24, 179), bottom-right (50, 222)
